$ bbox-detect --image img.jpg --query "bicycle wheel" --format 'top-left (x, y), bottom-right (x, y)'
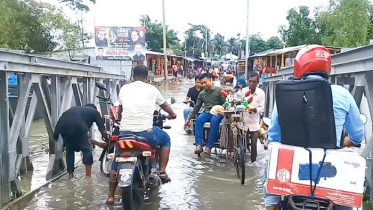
top-left (236, 135), bottom-right (245, 185)
top-left (239, 141), bottom-right (246, 185)
top-left (234, 148), bottom-right (241, 179)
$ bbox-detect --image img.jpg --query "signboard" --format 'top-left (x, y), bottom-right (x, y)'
top-left (94, 26), bottom-right (146, 61)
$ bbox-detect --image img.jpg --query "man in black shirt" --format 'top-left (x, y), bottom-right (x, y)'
top-left (183, 76), bottom-right (202, 127)
top-left (53, 104), bottom-right (109, 179)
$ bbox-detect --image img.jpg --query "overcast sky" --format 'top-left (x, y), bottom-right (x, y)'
top-left (42, 0), bottom-right (368, 41)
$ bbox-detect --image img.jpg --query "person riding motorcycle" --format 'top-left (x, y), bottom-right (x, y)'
top-left (106, 65), bottom-right (177, 205)
top-left (183, 75), bottom-right (203, 124)
top-left (264, 45), bottom-right (365, 210)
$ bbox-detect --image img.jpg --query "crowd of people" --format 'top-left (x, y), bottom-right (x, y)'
top-left (51, 45), bottom-right (365, 210)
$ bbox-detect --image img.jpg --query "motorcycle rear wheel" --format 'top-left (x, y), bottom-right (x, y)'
top-left (100, 150), bottom-right (112, 176)
top-left (121, 184), bottom-right (144, 210)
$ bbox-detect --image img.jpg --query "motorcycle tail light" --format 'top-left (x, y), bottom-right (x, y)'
top-left (118, 140), bottom-right (134, 149)
top-left (118, 141), bottom-right (126, 149)
top-left (126, 141), bottom-right (134, 149)
top-left (111, 135), bottom-right (119, 141)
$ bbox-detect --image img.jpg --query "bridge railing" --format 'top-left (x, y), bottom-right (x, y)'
top-left (0, 50), bottom-right (125, 206)
top-left (262, 44), bottom-right (373, 204)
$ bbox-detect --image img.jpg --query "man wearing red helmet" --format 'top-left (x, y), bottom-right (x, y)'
top-left (264, 45), bottom-right (364, 210)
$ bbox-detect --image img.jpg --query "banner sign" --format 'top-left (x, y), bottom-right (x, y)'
top-left (94, 26), bottom-right (146, 61)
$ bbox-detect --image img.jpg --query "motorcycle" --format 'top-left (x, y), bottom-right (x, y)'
top-left (95, 82), bottom-right (120, 176)
top-left (115, 100), bottom-right (175, 209)
top-left (263, 113), bottom-right (367, 209)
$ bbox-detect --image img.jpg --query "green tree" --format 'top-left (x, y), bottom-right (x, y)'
top-left (266, 36), bottom-right (284, 49)
top-left (38, 2), bottom-right (82, 59)
top-left (184, 23), bottom-right (213, 57)
top-left (1, 0), bottom-right (57, 53)
top-left (227, 37), bottom-right (238, 54)
top-left (58, 0), bottom-right (95, 47)
top-left (249, 34), bottom-right (269, 55)
top-left (140, 15), bottom-right (180, 54)
top-left (0, 0), bottom-right (25, 49)
top-left (317, 0), bottom-right (371, 47)
top-left (58, 0), bottom-right (95, 11)
top-left (185, 30), bottom-right (204, 56)
top-left (279, 6), bottom-right (322, 47)
top-left (368, 4), bottom-right (373, 40)
top-left (212, 33), bottom-right (228, 56)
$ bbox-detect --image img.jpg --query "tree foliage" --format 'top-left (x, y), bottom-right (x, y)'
top-left (279, 6), bottom-right (322, 47)
top-left (281, 1), bottom-right (372, 48)
top-left (267, 36), bottom-right (284, 49)
top-left (184, 23), bottom-right (213, 57)
top-left (317, 0), bottom-right (371, 47)
top-left (39, 2), bottom-right (82, 58)
top-left (140, 15), bottom-right (180, 53)
top-left (0, 0), bottom-right (25, 49)
top-left (0, 0), bottom-right (58, 53)
top-left (58, 0), bottom-right (95, 11)
top-left (0, 0), bottom-right (84, 55)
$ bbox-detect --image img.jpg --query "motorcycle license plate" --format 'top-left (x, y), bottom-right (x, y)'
top-left (118, 169), bottom-right (133, 187)
top-left (116, 157), bottom-right (137, 162)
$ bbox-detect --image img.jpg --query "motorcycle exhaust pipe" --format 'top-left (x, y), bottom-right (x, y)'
top-left (147, 174), bottom-right (161, 189)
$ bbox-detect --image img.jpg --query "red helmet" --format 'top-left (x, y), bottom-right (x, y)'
top-left (294, 45), bottom-right (331, 78)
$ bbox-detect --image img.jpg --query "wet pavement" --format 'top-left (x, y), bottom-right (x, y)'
top-left (9, 79), bottom-right (268, 210)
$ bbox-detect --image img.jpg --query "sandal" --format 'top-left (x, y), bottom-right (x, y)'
top-left (159, 171), bottom-right (171, 184)
top-left (194, 145), bottom-right (203, 154)
top-left (106, 199), bottom-right (115, 205)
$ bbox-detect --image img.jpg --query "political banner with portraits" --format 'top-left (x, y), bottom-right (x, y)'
top-left (94, 26), bottom-right (146, 61)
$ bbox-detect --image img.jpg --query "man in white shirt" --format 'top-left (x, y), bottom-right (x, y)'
top-left (243, 72), bottom-right (265, 163)
top-left (106, 65), bottom-right (177, 205)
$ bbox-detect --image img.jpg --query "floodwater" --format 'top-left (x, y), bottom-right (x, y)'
top-left (9, 79), bottom-right (268, 210)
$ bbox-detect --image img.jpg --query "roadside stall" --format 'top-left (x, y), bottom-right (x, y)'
top-left (251, 45), bottom-right (341, 79)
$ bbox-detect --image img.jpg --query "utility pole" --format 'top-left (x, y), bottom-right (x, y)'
top-left (205, 26), bottom-right (208, 58)
top-left (162, 0), bottom-right (167, 80)
top-left (80, 11), bottom-right (85, 48)
top-left (244, 0), bottom-right (250, 79)
top-left (184, 37), bottom-right (187, 57)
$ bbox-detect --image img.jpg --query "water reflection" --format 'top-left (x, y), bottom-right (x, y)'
top-left (11, 79), bottom-right (266, 210)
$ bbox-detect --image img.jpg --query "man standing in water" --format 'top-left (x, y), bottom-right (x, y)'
top-left (244, 72), bottom-right (265, 162)
top-left (53, 104), bottom-right (108, 179)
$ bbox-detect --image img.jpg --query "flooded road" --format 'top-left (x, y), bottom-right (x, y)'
top-left (9, 79), bottom-right (268, 210)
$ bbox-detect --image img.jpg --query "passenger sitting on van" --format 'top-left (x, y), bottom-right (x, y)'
top-left (184, 73), bottom-right (227, 155)
top-left (231, 78), bottom-right (248, 100)
top-left (264, 45), bottom-right (364, 210)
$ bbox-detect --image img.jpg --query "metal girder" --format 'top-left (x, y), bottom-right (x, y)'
top-left (0, 50), bottom-right (101, 72)
top-left (60, 77), bottom-right (73, 114)
top-left (32, 76), bottom-right (54, 148)
top-left (264, 75), bottom-right (284, 82)
top-left (361, 71), bottom-right (373, 159)
top-left (331, 45), bottom-right (373, 65)
top-left (82, 79), bottom-right (88, 105)
top-left (0, 71), bottom-right (11, 206)
top-left (9, 74), bottom-right (32, 178)
top-left (72, 83), bottom-right (82, 107)
top-left (0, 61), bottom-right (123, 79)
